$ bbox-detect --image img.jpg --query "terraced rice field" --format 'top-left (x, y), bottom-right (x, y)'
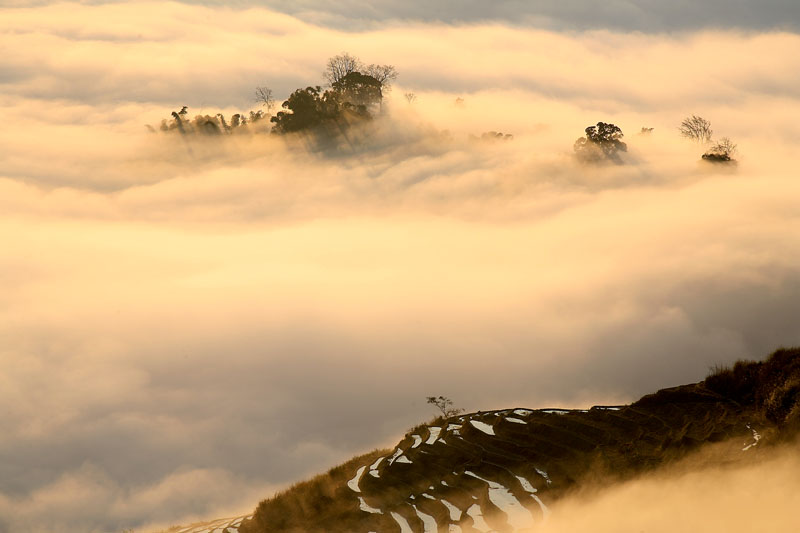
top-left (176, 384), bottom-right (765, 533)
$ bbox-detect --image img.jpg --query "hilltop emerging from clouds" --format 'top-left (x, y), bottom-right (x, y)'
top-left (169, 348), bottom-right (800, 533)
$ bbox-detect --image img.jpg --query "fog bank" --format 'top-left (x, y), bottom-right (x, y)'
top-left (543, 440), bottom-right (800, 532)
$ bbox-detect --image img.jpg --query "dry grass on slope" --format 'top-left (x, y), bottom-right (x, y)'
top-left (239, 449), bottom-right (388, 533)
top-left (237, 347), bottom-right (800, 533)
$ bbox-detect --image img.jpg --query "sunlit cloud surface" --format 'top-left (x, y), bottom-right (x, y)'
top-left (1, 2), bottom-right (800, 531)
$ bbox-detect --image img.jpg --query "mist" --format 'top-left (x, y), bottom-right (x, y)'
top-left (1, 2), bottom-right (800, 532)
top-left (541, 439), bottom-right (800, 532)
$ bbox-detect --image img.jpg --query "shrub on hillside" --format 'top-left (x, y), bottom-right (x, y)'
top-left (704, 347), bottom-right (800, 426)
top-left (702, 137), bottom-right (737, 163)
top-left (704, 359), bottom-right (760, 405)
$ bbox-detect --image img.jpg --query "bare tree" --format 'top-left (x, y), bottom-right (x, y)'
top-left (324, 53), bottom-right (399, 90)
top-left (404, 92), bottom-right (417, 104)
top-left (323, 52), bottom-right (363, 86)
top-left (679, 115), bottom-right (713, 143)
top-left (426, 396), bottom-right (463, 418)
top-left (254, 86), bottom-right (275, 113)
top-left (364, 64), bottom-right (398, 90)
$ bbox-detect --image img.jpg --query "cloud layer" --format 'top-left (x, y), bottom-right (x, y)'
top-left (542, 439), bottom-right (800, 533)
top-left (7, 0), bottom-right (800, 32)
top-left (1, 2), bottom-right (800, 531)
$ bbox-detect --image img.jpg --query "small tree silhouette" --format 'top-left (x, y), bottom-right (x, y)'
top-left (255, 86), bottom-right (275, 113)
top-left (426, 396), bottom-right (463, 418)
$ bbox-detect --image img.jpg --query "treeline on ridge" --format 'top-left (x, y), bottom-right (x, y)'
top-left (149, 53), bottom-right (395, 140)
top-left (149, 53), bottom-right (739, 165)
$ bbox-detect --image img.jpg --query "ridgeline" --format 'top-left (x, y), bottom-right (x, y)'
top-left (166, 347), bottom-right (800, 533)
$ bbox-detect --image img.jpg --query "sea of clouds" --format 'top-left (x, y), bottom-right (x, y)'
top-left (1, 2), bottom-right (800, 531)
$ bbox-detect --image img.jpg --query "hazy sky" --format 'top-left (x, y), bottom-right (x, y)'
top-left (2, 2), bottom-right (800, 532)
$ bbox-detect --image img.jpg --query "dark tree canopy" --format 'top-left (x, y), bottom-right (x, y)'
top-left (271, 86), bottom-right (335, 134)
top-left (331, 71), bottom-right (383, 108)
top-left (154, 53), bottom-right (398, 142)
top-left (574, 122), bottom-right (628, 163)
top-left (270, 84), bottom-right (374, 135)
top-left (272, 56), bottom-right (394, 136)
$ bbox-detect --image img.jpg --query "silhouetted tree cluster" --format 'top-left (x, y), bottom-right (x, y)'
top-left (569, 116), bottom-right (739, 166)
top-left (678, 115), bottom-right (738, 163)
top-left (270, 75), bottom-right (383, 135)
top-left (702, 137), bottom-right (737, 162)
top-left (147, 55), bottom-right (748, 168)
top-left (323, 52), bottom-right (398, 91)
top-left (152, 53), bottom-right (397, 141)
top-left (270, 86), bottom-right (336, 134)
top-left (149, 106), bottom-right (270, 135)
top-left (573, 121), bottom-right (627, 163)
top-left (471, 131), bottom-right (513, 142)
top-left (270, 54), bottom-right (392, 136)
top-left (332, 72), bottom-right (383, 108)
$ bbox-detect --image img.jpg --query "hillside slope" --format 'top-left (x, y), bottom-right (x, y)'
top-left (171, 348), bottom-right (800, 533)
